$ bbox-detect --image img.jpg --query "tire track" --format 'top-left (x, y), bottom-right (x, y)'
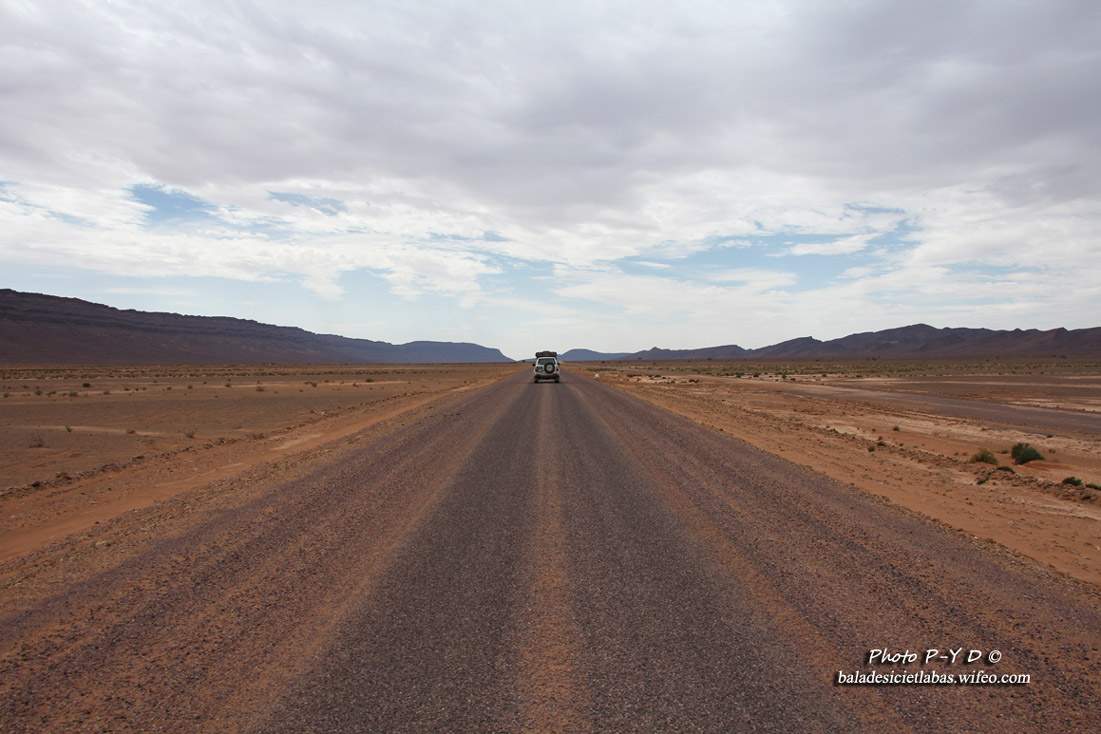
top-left (255, 379), bottom-right (545, 732)
top-left (549, 379), bottom-right (871, 732)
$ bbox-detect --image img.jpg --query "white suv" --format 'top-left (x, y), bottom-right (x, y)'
top-left (533, 351), bottom-right (560, 383)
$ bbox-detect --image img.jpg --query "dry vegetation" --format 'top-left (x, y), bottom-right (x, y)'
top-left (586, 356), bottom-right (1101, 588)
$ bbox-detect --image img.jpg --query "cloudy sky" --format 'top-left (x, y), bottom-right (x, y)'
top-left (2, 0), bottom-right (1099, 359)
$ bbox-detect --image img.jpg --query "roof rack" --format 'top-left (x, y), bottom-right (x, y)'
top-left (535, 350), bottom-right (558, 358)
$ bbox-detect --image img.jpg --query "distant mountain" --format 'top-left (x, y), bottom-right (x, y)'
top-left (748, 336), bottom-right (824, 359)
top-left (623, 344), bottom-right (751, 361)
top-left (595, 323), bottom-right (1101, 361)
top-left (942, 326), bottom-right (1101, 356)
top-left (747, 325), bottom-right (1000, 359)
top-left (625, 345), bottom-right (753, 360)
top-left (559, 348), bottom-right (632, 361)
top-left (0, 289), bottom-right (512, 365)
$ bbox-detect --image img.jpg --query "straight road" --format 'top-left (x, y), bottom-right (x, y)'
top-left (1, 368), bottom-right (1098, 732)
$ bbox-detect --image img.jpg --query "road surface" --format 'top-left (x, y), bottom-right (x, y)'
top-left (1, 368), bottom-right (1098, 732)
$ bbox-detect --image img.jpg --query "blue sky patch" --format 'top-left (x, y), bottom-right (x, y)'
top-left (130, 184), bottom-right (218, 225)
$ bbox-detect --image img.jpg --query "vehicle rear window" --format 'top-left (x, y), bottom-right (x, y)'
top-left (537, 358), bottom-right (556, 366)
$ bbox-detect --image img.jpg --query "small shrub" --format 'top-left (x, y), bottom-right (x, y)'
top-left (972, 448), bottom-right (998, 465)
top-left (1087, 483), bottom-right (1101, 491)
top-left (1011, 443), bottom-right (1043, 465)
top-left (1062, 476), bottom-right (1084, 487)
top-left (893, 425), bottom-right (901, 432)
top-left (868, 445), bottom-right (876, 452)
top-left (995, 465), bottom-right (1015, 474)
top-left (82, 382), bottom-right (91, 388)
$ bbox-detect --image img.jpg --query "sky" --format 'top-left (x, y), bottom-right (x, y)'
top-left (2, 0), bottom-right (1099, 361)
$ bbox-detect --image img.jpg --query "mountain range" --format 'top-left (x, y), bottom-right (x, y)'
top-left (564, 323), bottom-right (1101, 361)
top-left (0, 289), bottom-right (511, 365)
top-left (3, 289), bottom-right (1098, 365)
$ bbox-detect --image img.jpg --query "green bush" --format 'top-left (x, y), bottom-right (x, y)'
top-left (971, 448), bottom-right (998, 465)
top-left (1011, 443), bottom-right (1044, 465)
top-left (995, 466), bottom-right (1015, 474)
top-left (1061, 476), bottom-right (1083, 487)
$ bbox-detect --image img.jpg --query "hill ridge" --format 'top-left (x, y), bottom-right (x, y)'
top-left (569, 322), bottom-right (1101, 360)
top-left (0, 289), bottom-right (512, 365)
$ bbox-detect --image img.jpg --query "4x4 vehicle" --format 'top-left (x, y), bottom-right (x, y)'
top-left (533, 351), bottom-right (560, 383)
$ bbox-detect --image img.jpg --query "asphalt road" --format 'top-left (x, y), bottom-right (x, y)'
top-left (2, 368), bottom-right (1099, 732)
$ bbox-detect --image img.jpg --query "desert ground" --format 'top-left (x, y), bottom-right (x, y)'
top-left (5, 358), bottom-right (1096, 580)
top-left (0, 363), bottom-right (516, 561)
top-left (1, 359), bottom-right (1099, 731)
top-left (589, 357), bottom-right (1101, 587)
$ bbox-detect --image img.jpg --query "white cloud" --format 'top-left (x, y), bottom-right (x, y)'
top-left (1, 0), bottom-right (1099, 356)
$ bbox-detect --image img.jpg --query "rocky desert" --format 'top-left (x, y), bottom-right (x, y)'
top-left (2, 358), bottom-right (1099, 731)
top-left (3, 357), bottom-right (1098, 584)
top-left (0, 363), bottom-right (516, 561)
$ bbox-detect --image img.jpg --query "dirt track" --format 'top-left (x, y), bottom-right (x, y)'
top-left (2, 368), bottom-right (1099, 732)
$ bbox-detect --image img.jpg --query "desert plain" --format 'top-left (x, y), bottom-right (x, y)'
top-left (0, 363), bottom-right (517, 561)
top-left (1, 357), bottom-right (1099, 730)
top-left (2, 357), bottom-right (1099, 583)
